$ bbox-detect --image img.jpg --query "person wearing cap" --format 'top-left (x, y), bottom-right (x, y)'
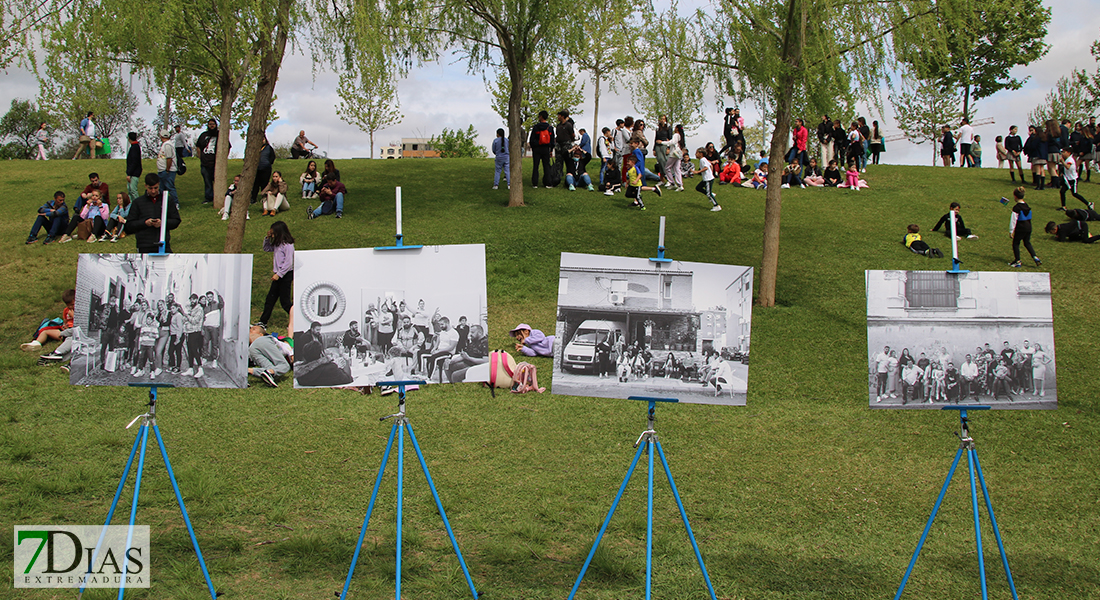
top-left (509, 323), bottom-right (554, 358)
top-left (156, 128), bottom-right (179, 207)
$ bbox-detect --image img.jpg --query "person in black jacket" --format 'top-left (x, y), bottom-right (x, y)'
top-left (125, 131), bottom-right (142, 202)
top-left (251, 134), bottom-right (276, 204)
top-left (195, 119), bottom-right (224, 205)
top-left (553, 110), bottom-right (576, 181)
top-left (1045, 220), bottom-right (1100, 243)
top-left (933, 202), bottom-right (978, 239)
top-left (125, 173), bottom-right (182, 253)
top-left (940, 125), bottom-right (956, 167)
top-left (817, 115), bottom-right (833, 166)
top-left (529, 111), bottom-right (555, 188)
top-left (830, 120), bottom-right (847, 166)
top-left (1004, 125), bottom-right (1025, 182)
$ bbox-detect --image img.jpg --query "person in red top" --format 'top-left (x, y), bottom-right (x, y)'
top-left (22, 289), bottom-right (75, 353)
top-left (78, 172), bottom-right (109, 213)
top-left (788, 119), bottom-right (809, 168)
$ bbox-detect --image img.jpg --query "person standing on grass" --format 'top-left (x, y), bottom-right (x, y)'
top-left (156, 129), bottom-right (178, 207)
top-left (691, 148), bottom-right (721, 212)
top-left (1023, 125), bottom-right (1047, 190)
top-left (492, 128), bottom-right (510, 190)
top-left (35, 122), bottom-right (49, 160)
top-left (1057, 147), bottom-right (1092, 212)
top-left (125, 131), bottom-right (142, 203)
top-left (958, 118), bottom-right (974, 167)
top-left (73, 112), bottom-right (95, 160)
top-left (125, 173), bottom-right (182, 254)
top-left (529, 111), bottom-right (555, 188)
top-left (258, 221), bottom-right (295, 335)
top-left (195, 118), bottom-right (224, 205)
top-left (941, 124), bottom-right (956, 167)
top-left (1004, 125), bottom-right (1025, 183)
top-left (1008, 186), bottom-right (1041, 268)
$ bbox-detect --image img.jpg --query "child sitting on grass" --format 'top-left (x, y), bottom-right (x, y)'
top-left (823, 159), bottom-right (842, 186)
top-left (743, 162), bottom-right (768, 189)
top-left (718, 158), bottom-right (742, 185)
top-left (602, 161), bottom-right (622, 196)
top-left (837, 161), bottom-right (869, 189)
top-left (623, 154), bottom-right (661, 210)
top-left (22, 289), bottom-right (75, 353)
top-left (904, 224), bottom-right (943, 258)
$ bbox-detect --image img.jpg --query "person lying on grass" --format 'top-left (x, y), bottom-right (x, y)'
top-left (904, 224), bottom-right (943, 258)
top-left (22, 288), bottom-right (75, 353)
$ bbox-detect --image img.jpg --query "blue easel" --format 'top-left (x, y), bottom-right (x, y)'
top-left (893, 406), bottom-right (1018, 600)
top-left (568, 397), bottom-right (718, 600)
top-left (338, 381), bottom-right (479, 600)
top-left (79, 384), bottom-right (218, 600)
top-left (375, 187), bottom-right (423, 251)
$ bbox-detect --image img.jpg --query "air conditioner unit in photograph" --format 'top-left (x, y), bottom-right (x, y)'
top-left (609, 292), bottom-right (625, 305)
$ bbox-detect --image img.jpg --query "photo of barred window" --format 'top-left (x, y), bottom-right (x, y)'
top-left (866, 270), bottom-right (1057, 409)
top-left (293, 245), bottom-right (488, 388)
top-left (552, 252), bottom-right (753, 406)
top-left (70, 253), bottom-right (254, 388)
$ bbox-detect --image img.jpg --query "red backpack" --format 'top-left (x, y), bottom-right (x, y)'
top-left (537, 128), bottom-right (551, 146)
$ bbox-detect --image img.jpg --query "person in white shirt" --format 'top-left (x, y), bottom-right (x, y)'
top-left (960, 354), bottom-right (980, 400)
top-left (692, 147), bottom-right (721, 211)
top-left (157, 129), bottom-right (179, 207)
top-left (1059, 148), bottom-right (1092, 211)
top-left (873, 346), bottom-right (891, 401)
top-left (958, 118), bottom-right (975, 167)
top-left (424, 316), bottom-right (459, 381)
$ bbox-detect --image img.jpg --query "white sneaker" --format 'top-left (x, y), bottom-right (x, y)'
top-left (87, 236), bottom-right (97, 243)
top-left (211, 360), bottom-right (218, 369)
top-left (781, 183), bottom-right (790, 189)
top-left (194, 367), bottom-right (204, 378)
top-left (221, 212), bottom-right (228, 221)
top-left (854, 186), bottom-right (860, 191)
top-left (153, 368), bottom-right (162, 377)
top-left (861, 168), bottom-right (867, 173)
top-left (181, 368), bottom-right (193, 377)
top-left (20, 341), bottom-right (42, 351)
top-left (604, 190), bottom-right (613, 196)
top-left (492, 185), bottom-right (498, 190)
top-left (711, 205), bottom-right (722, 212)
top-left (800, 184), bottom-right (806, 188)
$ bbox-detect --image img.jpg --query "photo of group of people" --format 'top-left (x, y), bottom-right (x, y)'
top-left (552, 252), bottom-right (753, 405)
top-left (866, 269), bottom-right (1056, 409)
top-left (71, 253), bottom-right (253, 388)
top-left (292, 245), bottom-right (488, 388)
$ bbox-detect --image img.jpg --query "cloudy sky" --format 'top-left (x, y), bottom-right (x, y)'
top-left (3, 0), bottom-right (1097, 166)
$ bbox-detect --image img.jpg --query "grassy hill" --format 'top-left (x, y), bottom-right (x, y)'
top-left (0, 157), bottom-right (1097, 599)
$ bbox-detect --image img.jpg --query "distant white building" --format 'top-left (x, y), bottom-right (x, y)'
top-left (381, 145), bottom-right (402, 159)
top-left (401, 138), bottom-right (439, 158)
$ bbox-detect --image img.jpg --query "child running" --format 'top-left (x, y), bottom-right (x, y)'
top-left (691, 147), bottom-right (721, 211)
top-left (1008, 186), bottom-right (1041, 268)
top-left (623, 154), bottom-right (661, 210)
top-left (1058, 147), bottom-right (1092, 212)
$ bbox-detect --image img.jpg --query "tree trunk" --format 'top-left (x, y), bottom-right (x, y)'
top-left (759, 0), bottom-right (804, 308)
top-left (163, 65), bottom-right (175, 126)
top-left (507, 61), bottom-right (526, 207)
top-left (224, 0), bottom-right (291, 253)
top-left (213, 79), bottom-right (236, 212)
top-left (962, 84), bottom-right (971, 121)
top-left (369, 130), bottom-right (375, 159)
top-left (593, 70), bottom-right (602, 139)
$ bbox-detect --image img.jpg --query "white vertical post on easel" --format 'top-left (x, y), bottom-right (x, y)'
top-left (949, 208), bottom-right (959, 260)
top-left (396, 187), bottom-right (403, 237)
top-left (658, 216), bottom-right (666, 249)
top-left (159, 190), bottom-right (169, 253)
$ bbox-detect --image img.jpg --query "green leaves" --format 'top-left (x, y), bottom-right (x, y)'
top-left (431, 125), bottom-right (489, 158)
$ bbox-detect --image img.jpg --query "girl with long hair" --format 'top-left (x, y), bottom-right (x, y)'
top-left (258, 221), bottom-right (295, 336)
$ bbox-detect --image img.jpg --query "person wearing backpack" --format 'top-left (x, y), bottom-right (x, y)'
top-left (529, 111), bottom-right (555, 188)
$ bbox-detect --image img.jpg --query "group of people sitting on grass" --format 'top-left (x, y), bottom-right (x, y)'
top-left (872, 341), bottom-right (1052, 405)
top-left (25, 173), bottom-right (133, 245)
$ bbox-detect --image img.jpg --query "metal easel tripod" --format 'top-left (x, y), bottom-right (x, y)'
top-left (337, 380), bottom-right (479, 599)
top-left (567, 397), bottom-right (717, 600)
top-left (893, 406), bottom-right (1019, 600)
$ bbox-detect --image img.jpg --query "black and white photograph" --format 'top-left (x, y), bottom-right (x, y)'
top-left (552, 252), bottom-right (753, 406)
top-left (867, 270), bottom-right (1057, 410)
top-left (70, 253), bottom-right (253, 388)
top-left (293, 245), bottom-right (488, 388)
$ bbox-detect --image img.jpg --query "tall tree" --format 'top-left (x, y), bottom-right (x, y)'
top-left (0, 99), bottom-right (55, 159)
top-left (224, 0), bottom-right (294, 253)
top-left (35, 30), bottom-right (138, 152)
top-left (343, 0), bottom-right (571, 207)
top-left (890, 76), bottom-right (963, 165)
top-left (631, 10), bottom-right (705, 132)
top-left (565, 0), bottom-right (634, 136)
top-left (1027, 70), bottom-right (1097, 127)
top-left (690, 0), bottom-right (939, 306)
top-left (336, 53), bottom-right (403, 159)
top-left (488, 58), bottom-right (584, 153)
top-left (896, 0), bottom-right (1050, 119)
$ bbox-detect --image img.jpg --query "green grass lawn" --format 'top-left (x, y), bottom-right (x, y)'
top-left (1, 157), bottom-right (1098, 599)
